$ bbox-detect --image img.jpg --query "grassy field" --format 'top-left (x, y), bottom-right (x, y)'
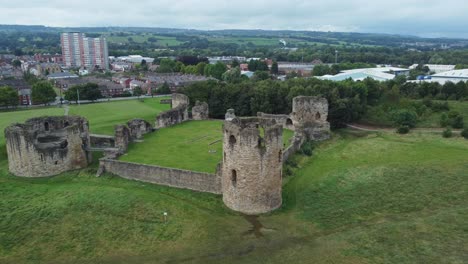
top-left (68, 97), bottom-right (170, 135)
top-left (362, 100), bottom-right (468, 128)
top-left (1, 102), bottom-right (468, 263)
top-left (120, 120), bottom-right (295, 173)
top-left (105, 34), bottom-right (184, 46)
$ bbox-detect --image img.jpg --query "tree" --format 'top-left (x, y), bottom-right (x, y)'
top-left (222, 68), bottom-right (242, 83)
top-left (442, 128), bottom-right (452, 138)
top-left (12, 59), bottom-right (21, 68)
top-left (271, 61), bottom-right (279, 75)
top-left (64, 83), bottom-right (102, 103)
top-left (156, 58), bottom-right (177, 73)
top-left (0, 86), bottom-right (19, 108)
top-left (32, 81), bottom-right (56, 105)
top-left (253, 71), bottom-right (270, 81)
top-left (205, 62), bottom-right (227, 80)
top-left (133, 86), bottom-right (143, 97)
top-left (157, 82), bottom-right (171, 94)
top-left (461, 128), bottom-right (468, 139)
top-left (391, 109), bottom-right (417, 128)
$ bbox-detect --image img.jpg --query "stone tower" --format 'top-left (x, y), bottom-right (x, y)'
top-left (5, 116), bottom-right (91, 177)
top-left (291, 96), bottom-right (330, 141)
top-left (222, 117), bottom-right (283, 215)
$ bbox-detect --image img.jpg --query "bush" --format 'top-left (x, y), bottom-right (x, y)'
top-left (451, 116), bottom-right (464, 129)
top-left (461, 128), bottom-right (468, 139)
top-left (300, 141), bottom-right (315, 156)
top-left (431, 101), bottom-right (450, 112)
top-left (391, 109), bottom-right (418, 128)
top-left (396, 125), bottom-right (410, 134)
top-left (440, 113), bottom-right (450, 127)
top-left (442, 128), bottom-right (453, 138)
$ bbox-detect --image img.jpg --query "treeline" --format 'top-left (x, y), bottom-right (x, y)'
top-left (181, 77), bottom-right (468, 129)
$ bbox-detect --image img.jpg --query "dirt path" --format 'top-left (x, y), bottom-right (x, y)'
top-left (63, 104), bottom-right (69, 116)
top-left (347, 123), bottom-right (462, 134)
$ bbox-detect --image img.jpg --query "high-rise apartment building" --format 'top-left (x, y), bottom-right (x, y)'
top-left (61, 33), bottom-right (109, 70)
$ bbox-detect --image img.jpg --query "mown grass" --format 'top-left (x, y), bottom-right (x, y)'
top-left (120, 120), bottom-right (295, 173)
top-left (1, 102), bottom-right (467, 263)
top-left (68, 97), bottom-right (170, 135)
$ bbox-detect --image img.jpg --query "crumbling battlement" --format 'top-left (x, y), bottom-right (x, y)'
top-left (222, 117), bottom-right (283, 215)
top-left (257, 112), bottom-right (295, 130)
top-left (225, 108), bottom-right (236, 121)
top-left (114, 124), bottom-right (130, 153)
top-left (127, 119), bottom-right (153, 140)
top-left (155, 93), bottom-right (189, 129)
top-left (5, 116), bottom-right (91, 177)
top-left (192, 101), bottom-right (209, 120)
top-left (291, 96), bottom-right (330, 141)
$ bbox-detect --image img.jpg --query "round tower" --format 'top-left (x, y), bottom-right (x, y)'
top-left (222, 117), bottom-right (283, 214)
top-left (5, 116), bottom-right (91, 177)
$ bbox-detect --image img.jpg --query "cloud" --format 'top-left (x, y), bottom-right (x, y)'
top-left (1, 0), bottom-right (467, 38)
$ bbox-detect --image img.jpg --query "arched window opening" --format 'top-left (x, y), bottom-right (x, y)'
top-left (229, 135), bottom-right (237, 146)
top-left (315, 112), bottom-right (321, 120)
top-left (44, 122), bottom-right (49, 131)
top-left (286, 118), bottom-right (293, 126)
top-left (64, 121), bottom-right (70, 127)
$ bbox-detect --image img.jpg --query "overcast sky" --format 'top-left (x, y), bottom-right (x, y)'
top-left (1, 0), bottom-right (467, 38)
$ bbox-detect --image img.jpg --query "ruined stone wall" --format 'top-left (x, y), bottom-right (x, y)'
top-left (127, 119), bottom-right (153, 140)
top-left (291, 96), bottom-right (330, 141)
top-left (192, 101), bottom-right (209, 120)
top-left (5, 116), bottom-right (91, 177)
top-left (222, 117), bottom-right (283, 215)
top-left (98, 159), bottom-right (222, 194)
top-left (225, 109), bottom-right (236, 121)
top-left (114, 125), bottom-right (130, 153)
top-left (155, 93), bottom-right (189, 129)
top-left (282, 133), bottom-right (306, 162)
top-left (90, 134), bottom-right (115, 148)
top-left (171, 93), bottom-right (190, 109)
top-left (257, 112), bottom-right (295, 130)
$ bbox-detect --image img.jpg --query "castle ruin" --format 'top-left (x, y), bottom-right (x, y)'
top-left (222, 117), bottom-right (283, 214)
top-left (5, 94), bottom-right (330, 215)
top-left (155, 93), bottom-right (190, 129)
top-left (291, 96), bottom-right (330, 141)
top-left (192, 101), bottom-right (209, 120)
top-left (5, 116), bottom-right (91, 177)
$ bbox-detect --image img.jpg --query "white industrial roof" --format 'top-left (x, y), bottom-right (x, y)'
top-left (432, 69), bottom-right (468, 78)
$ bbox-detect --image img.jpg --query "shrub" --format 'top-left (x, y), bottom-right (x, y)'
top-left (451, 116), bottom-right (464, 129)
top-left (442, 128), bottom-right (453, 138)
top-left (440, 113), bottom-right (450, 127)
top-left (397, 125), bottom-right (410, 134)
top-left (431, 101), bottom-right (450, 112)
top-left (391, 109), bottom-right (418, 128)
top-left (300, 141), bottom-right (315, 156)
top-left (461, 128), bottom-right (468, 139)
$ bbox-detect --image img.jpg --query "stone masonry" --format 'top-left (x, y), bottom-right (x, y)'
top-left (225, 108), bottom-right (236, 121)
top-left (192, 101), bottom-right (209, 120)
top-left (5, 116), bottom-right (91, 177)
top-left (127, 119), bottom-right (153, 140)
top-left (291, 96), bottom-right (330, 141)
top-left (222, 117), bottom-right (283, 215)
top-left (155, 93), bottom-right (189, 129)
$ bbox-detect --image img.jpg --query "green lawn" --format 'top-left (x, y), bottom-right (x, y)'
top-left (1, 103), bottom-right (468, 263)
top-left (68, 97), bottom-right (170, 135)
top-left (120, 120), bottom-right (295, 173)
